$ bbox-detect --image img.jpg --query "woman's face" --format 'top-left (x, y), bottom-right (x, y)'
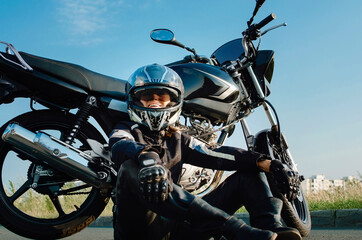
top-left (139, 90), bottom-right (171, 108)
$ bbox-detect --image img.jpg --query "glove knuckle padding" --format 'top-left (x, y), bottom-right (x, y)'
top-left (154, 183), bottom-right (159, 193)
top-left (138, 164), bottom-right (173, 203)
top-left (146, 183), bottom-right (152, 193)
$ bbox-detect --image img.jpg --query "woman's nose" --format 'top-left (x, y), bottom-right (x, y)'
top-left (150, 94), bottom-right (159, 101)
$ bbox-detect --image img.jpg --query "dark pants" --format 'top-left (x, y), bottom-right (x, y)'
top-left (113, 160), bottom-right (273, 240)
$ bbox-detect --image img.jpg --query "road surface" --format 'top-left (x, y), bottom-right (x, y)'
top-left (1, 226), bottom-right (361, 240)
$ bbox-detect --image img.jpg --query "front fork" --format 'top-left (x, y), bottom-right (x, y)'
top-left (240, 102), bottom-right (298, 172)
top-left (240, 101), bottom-right (278, 151)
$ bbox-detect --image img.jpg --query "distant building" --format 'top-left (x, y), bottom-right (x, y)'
top-left (342, 176), bottom-right (359, 183)
top-left (301, 174), bottom-right (359, 195)
top-left (301, 178), bottom-right (313, 195)
top-left (332, 179), bottom-right (344, 189)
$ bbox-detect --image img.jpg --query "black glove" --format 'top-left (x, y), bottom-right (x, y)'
top-left (270, 160), bottom-right (301, 201)
top-left (137, 151), bottom-right (173, 203)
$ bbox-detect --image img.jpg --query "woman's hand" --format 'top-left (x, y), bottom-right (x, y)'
top-left (257, 159), bottom-right (271, 172)
top-left (138, 164), bottom-right (173, 203)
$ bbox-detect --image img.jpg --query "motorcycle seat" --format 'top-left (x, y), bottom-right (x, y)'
top-left (19, 52), bottom-right (128, 100)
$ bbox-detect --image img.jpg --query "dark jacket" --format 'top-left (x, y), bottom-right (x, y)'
top-left (109, 121), bottom-right (262, 183)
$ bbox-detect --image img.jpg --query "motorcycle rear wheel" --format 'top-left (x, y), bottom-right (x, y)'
top-left (0, 110), bottom-right (111, 239)
top-left (255, 130), bottom-right (311, 237)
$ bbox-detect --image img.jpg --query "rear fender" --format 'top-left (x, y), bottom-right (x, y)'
top-left (0, 51), bottom-right (88, 109)
top-left (0, 72), bottom-right (30, 104)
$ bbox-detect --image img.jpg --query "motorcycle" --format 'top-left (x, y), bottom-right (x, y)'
top-left (0, 0), bottom-right (310, 239)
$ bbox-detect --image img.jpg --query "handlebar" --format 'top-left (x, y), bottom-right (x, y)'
top-left (165, 13), bottom-right (277, 67)
top-left (255, 13), bottom-right (276, 30)
top-left (243, 13), bottom-right (276, 41)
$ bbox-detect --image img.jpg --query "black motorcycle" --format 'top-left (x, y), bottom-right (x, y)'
top-left (0, 1), bottom-right (310, 239)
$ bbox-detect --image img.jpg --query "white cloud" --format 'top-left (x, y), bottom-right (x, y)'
top-left (56, 0), bottom-right (160, 45)
top-left (58, 0), bottom-right (109, 36)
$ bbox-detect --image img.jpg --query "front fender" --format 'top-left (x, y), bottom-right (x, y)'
top-left (253, 129), bottom-right (270, 155)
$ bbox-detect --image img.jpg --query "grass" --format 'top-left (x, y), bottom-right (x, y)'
top-left (5, 179), bottom-right (362, 218)
top-left (6, 180), bottom-right (95, 218)
top-left (234, 181), bottom-right (362, 214)
top-left (306, 181), bottom-right (362, 211)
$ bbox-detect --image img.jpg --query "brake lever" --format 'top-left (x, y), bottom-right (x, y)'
top-left (261, 22), bottom-right (287, 36)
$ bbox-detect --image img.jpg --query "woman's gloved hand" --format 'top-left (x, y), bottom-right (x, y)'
top-left (270, 160), bottom-right (301, 201)
top-left (137, 151), bottom-right (173, 203)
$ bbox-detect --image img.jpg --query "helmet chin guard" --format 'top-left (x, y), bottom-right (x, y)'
top-left (129, 106), bottom-right (182, 131)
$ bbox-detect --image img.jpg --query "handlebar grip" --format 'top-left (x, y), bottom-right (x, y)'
top-left (255, 13), bottom-right (276, 29)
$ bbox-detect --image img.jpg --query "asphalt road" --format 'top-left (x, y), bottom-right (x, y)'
top-left (1, 226), bottom-right (361, 240)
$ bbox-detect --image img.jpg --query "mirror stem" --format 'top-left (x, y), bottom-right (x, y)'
top-left (185, 47), bottom-right (197, 56)
top-left (248, 0), bottom-right (266, 26)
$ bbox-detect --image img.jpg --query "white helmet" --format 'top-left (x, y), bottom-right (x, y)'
top-left (126, 64), bottom-right (184, 131)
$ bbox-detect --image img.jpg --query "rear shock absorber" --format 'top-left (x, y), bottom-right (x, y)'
top-left (65, 96), bottom-right (97, 145)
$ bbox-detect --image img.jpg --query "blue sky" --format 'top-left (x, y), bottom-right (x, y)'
top-left (0, 0), bottom-right (361, 180)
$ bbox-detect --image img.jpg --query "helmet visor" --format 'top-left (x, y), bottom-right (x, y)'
top-left (132, 86), bottom-right (180, 109)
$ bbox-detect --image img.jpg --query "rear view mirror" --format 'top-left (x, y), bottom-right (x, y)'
top-left (150, 28), bottom-right (196, 55)
top-left (150, 29), bottom-right (175, 43)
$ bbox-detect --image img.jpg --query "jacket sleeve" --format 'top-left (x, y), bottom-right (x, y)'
top-left (182, 134), bottom-right (262, 172)
top-left (109, 123), bottom-right (147, 166)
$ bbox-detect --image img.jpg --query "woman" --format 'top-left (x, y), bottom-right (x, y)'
top-left (110, 64), bottom-right (301, 240)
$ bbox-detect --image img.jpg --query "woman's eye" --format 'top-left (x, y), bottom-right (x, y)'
top-left (159, 95), bottom-right (170, 101)
top-left (140, 95), bottom-right (153, 101)
top-left (140, 93), bottom-right (170, 102)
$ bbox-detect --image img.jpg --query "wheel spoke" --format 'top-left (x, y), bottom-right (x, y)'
top-left (9, 179), bottom-right (32, 203)
top-left (50, 195), bottom-right (66, 217)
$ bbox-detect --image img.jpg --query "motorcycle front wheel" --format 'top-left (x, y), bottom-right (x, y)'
top-left (0, 110), bottom-right (111, 239)
top-left (254, 130), bottom-right (311, 237)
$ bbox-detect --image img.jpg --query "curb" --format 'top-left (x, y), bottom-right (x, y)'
top-left (90, 209), bottom-right (362, 228)
top-left (311, 209), bottom-right (362, 228)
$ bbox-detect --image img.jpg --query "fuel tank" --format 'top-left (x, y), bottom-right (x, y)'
top-left (170, 63), bottom-right (239, 122)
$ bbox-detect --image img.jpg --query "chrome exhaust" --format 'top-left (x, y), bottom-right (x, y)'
top-left (2, 123), bottom-right (110, 188)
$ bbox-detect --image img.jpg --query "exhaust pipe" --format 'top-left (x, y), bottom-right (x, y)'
top-left (2, 123), bottom-right (110, 189)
